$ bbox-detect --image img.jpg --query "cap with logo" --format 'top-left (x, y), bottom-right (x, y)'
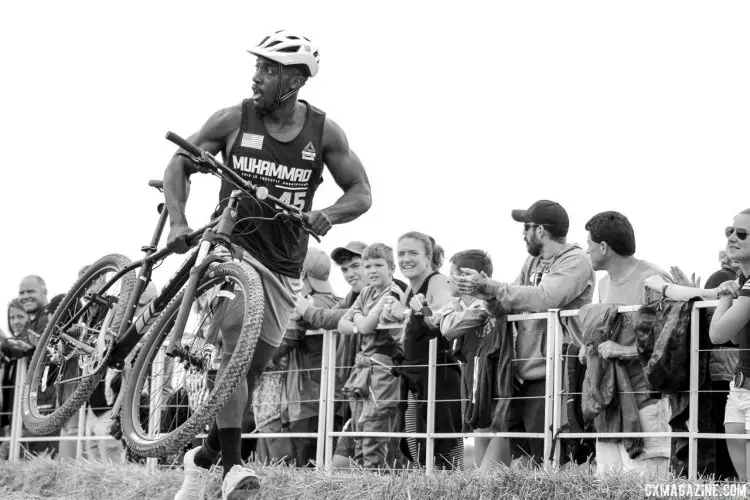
top-left (330, 241), bottom-right (367, 264)
top-left (511, 200), bottom-right (569, 236)
top-left (303, 248), bottom-right (334, 294)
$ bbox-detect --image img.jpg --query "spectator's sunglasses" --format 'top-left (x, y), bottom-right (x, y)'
top-left (524, 223), bottom-right (548, 231)
top-left (725, 226), bottom-right (749, 240)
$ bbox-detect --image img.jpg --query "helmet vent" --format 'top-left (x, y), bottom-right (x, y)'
top-left (266, 40), bottom-right (282, 48)
top-left (278, 45), bottom-right (301, 53)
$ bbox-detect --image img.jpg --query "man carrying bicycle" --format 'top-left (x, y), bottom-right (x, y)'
top-left (166, 30), bottom-right (372, 500)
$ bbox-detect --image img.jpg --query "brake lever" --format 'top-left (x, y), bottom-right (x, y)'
top-left (303, 223), bottom-right (322, 243)
top-left (295, 212), bottom-right (321, 243)
top-left (193, 154), bottom-right (216, 174)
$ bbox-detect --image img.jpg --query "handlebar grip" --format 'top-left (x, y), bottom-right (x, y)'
top-left (299, 213), bottom-right (322, 243)
top-left (166, 132), bottom-right (202, 157)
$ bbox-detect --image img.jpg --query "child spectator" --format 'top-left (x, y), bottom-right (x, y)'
top-left (432, 249), bottom-right (502, 469)
top-left (337, 243), bottom-right (405, 468)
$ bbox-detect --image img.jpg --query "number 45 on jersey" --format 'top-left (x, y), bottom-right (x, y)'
top-left (278, 190), bottom-right (307, 210)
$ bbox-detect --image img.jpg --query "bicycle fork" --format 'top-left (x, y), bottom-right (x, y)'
top-left (164, 191), bottom-right (241, 360)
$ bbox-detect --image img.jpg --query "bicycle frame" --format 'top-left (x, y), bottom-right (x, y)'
top-left (112, 194), bottom-right (245, 365)
top-left (58, 130), bottom-right (318, 369)
top-left (55, 190), bottom-right (243, 381)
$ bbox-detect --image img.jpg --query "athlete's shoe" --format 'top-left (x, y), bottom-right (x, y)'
top-left (222, 465), bottom-right (261, 500)
top-left (174, 447), bottom-right (211, 500)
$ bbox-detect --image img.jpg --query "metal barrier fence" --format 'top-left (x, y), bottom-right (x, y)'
top-left (0, 300), bottom-right (742, 480)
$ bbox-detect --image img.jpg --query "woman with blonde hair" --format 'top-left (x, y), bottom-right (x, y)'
top-left (387, 231), bottom-right (463, 470)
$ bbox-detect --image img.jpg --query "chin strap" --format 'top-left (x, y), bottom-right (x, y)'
top-left (260, 62), bottom-right (300, 116)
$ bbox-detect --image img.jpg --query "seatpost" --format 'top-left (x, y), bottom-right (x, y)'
top-left (214, 190), bottom-right (242, 238)
top-left (117, 203), bottom-right (169, 344)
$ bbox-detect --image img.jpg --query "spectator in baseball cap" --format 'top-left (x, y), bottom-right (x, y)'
top-left (282, 248), bottom-right (340, 466)
top-left (512, 200), bottom-right (570, 239)
top-left (331, 241), bottom-right (367, 265)
top-left (456, 199), bottom-right (594, 468)
top-left (303, 248), bottom-right (335, 295)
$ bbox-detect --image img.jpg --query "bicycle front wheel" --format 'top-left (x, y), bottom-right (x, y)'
top-left (121, 260), bottom-right (264, 457)
top-left (21, 253), bottom-right (136, 435)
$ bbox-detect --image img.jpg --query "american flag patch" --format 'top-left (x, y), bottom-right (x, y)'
top-left (241, 133), bottom-right (264, 149)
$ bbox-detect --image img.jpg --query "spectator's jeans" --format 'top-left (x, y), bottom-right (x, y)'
top-left (289, 417), bottom-right (318, 467)
top-left (349, 399), bottom-right (398, 468)
top-left (85, 407), bottom-right (122, 464)
top-left (596, 397), bottom-right (671, 473)
top-left (507, 379), bottom-right (546, 465)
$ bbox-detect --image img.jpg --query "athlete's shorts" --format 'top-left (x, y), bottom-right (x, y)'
top-left (212, 245), bottom-right (301, 349)
top-left (724, 380), bottom-right (750, 430)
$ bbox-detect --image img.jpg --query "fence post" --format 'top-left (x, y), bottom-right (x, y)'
top-left (549, 309), bottom-right (563, 466)
top-left (146, 347), bottom-right (167, 472)
top-left (425, 338), bottom-right (437, 476)
top-left (542, 309), bottom-right (559, 464)
top-left (9, 358), bottom-right (27, 461)
top-left (687, 303), bottom-right (700, 480)
top-left (323, 331), bottom-right (337, 471)
top-left (315, 330), bottom-right (330, 469)
top-left (75, 405), bottom-right (86, 459)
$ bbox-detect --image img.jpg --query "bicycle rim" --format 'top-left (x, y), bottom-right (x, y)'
top-left (21, 254), bottom-right (136, 435)
top-left (122, 261), bottom-right (263, 457)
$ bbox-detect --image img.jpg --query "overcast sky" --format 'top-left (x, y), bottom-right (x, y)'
top-left (2, 1), bottom-right (749, 328)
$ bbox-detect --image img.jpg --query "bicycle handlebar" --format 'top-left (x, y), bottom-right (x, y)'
top-left (166, 131), bottom-right (202, 157)
top-left (165, 131), bottom-right (321, 242)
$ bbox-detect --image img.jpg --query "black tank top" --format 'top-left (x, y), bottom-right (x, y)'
top-left (404, 272), bottom-right (452, 365)
top-left (221, 99), bottom-right (326, 277)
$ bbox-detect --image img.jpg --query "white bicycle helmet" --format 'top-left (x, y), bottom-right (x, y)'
top-left (248, 30), bottom-right (320, 78)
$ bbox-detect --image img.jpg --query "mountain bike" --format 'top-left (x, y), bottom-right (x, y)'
top-left (21, 132), bottom-right (320, 457)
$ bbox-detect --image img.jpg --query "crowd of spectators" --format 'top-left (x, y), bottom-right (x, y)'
top-left (2, 199), bottom-right (750, 481)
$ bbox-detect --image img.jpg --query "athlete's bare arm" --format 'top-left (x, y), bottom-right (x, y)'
top-left (163, 105), bottom-right (242, 253)
top-left (308, 117), bottom-right (372, 235)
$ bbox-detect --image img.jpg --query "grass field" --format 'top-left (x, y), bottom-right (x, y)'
top-left (1, 457), bottom-right (746, 500)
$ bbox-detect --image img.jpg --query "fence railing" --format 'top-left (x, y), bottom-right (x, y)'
top-left (0, 300), bottom-right (741, 479)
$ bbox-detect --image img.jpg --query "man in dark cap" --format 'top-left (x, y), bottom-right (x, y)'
top-left (457, 200), bottom-right (595, 468)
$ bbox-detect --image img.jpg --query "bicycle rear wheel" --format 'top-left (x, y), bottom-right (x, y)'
top-left (21, 254), bottom-right (136, 435)
top-left (121, 260), bottom-right (263, 457)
